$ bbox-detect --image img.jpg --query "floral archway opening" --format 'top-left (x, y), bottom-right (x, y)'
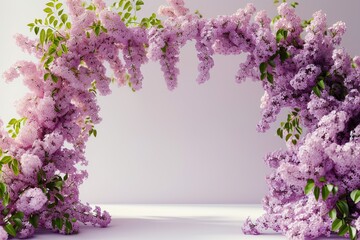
top-left (0, 0), bottom-right (360, 239)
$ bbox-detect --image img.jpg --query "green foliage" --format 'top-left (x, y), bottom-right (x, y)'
top-left (304, 177), bottom-right (338, 201)
top-left (312, 72), bottom-right (329, 97)
top-left (140, 13), bottom-right (163, 29)
top-left (89, 81), bottom-right (98, 95)
top-left (273, 0), bottom-right (287, 4)
top-left (259, 62), bottom-right (274, 84)
top-left (52, 213), bottom-right (75, 234)
top-left (28, 0), bottom-right (71, 82)
top-left (85, 117), bottom-right (98, 138)
top-left (305, 178), bottom-right (359, 240)
top-left (7, 117), bottom-right (26, 138)
top-left (90, 21), bottom-right (108, 36)
top-left (0, 149), bottom-right (20, 176)
top-left (0, 182), bottom-right (10, 207)
top-left (258, 34), bottom-right (291, 84)
top-left (350, 190), bottom-right (360, 204)
top-left (277, 108), bottom-right (302, 145)
top-left (37, 169), bottom-right (68, 211)
top-left (194, 10), bottom-right (203, 19)
top-left (301, 18), bottom-right (313, 28)
top-left (290, 2), bottom-right (299, 8)
top-left (276, 29), bottom-right (288, 43)
top-left (311, 71), bottom-right (348, 101)
top-left (111, 0), bottom-right (163, 28)
top-left (37, 171), bottom-right (75, 233)
top-left (273, 0), bottom-right (298, 7)
top-left (29, 214), bottom-right (40, 228)
top-left (5, 211), bottom-right (25, 237)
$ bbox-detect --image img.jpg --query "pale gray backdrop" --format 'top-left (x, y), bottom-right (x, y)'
top-left (0, 1), bottom-right (359, 204)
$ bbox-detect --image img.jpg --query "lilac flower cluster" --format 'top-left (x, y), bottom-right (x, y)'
top-left (1, 0), bottom-right (359, 239)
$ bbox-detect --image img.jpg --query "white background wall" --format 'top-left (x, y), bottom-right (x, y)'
top-left (0, 1), bottom-right (359, 204)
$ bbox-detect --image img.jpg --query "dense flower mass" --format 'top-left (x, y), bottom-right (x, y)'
top-left (1, 0), bottom-right (359, 239)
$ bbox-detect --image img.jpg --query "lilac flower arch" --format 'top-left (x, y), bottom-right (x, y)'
top-left (1, 0), bottom-right (360, 239)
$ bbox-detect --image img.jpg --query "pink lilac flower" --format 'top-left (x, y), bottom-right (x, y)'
top-left (20, 153), bottom-right (42, 177)
top-left (16, 188), bottom-right (48, 215)
top-left (0, 227), bottom-right (8, 240)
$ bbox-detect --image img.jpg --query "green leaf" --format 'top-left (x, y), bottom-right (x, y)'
top-left (55, 193), bottom-right (65, 202)
top-left (259, 62), bottom-right (267, 74)
top-left (66, 22), bottom-right (72, 29)
top-left (3, 192), bottom-right (10, 207)
top-left (260, 72), bottom-right (267, 80)
top-left (336, 200), bottom-right (349, 217)
top-left (350, 189), bottom-right (360, 204)
top-left (329, 209), bottom-right (337, 220)
top-left (56, 3), bottom-right (63, 10)
top-left (314, 186), bottom-right (320, 201)
top-left (350, 226), bottom-right (357, 240)
top-left (57, 218), bottom-right (64, 230)
top-left (338, 224), bottom-right (349, 236)
top-left (48, 202), bottom-right (56, 209)
top-left (304, 179), bottom-right (315, 195)
top-left (61, 14), bottom-right (68, 24)
top-left (34, 26), bottom-right (40, 35)
top-left (65, 220), bottom-right (73, 234)
top-left (119, 0), bottom-right (125, 7)
top-left (45, 56), bottom-right (54, 65)
top-left (124, 12), bottom-right (131, 19)
top-left (277, 128), bottom-right (283, 138)
top-left (12, 211), bottom-right (24, 220)
top-left (332, 218), bottom-right (343, 231)
top-left (44, 7), bottom-right (53, 14)
top-left (283, 30), bottom-right (288, 39)
top-left (29, 214), bottom-right (40, 228)
top-left (276, 29), bottom-right (284, 43)
top-left (317, 80), bottom-right (325, 90)
top-left (333, 186), bottom-right (339, 195)
top-left (326, 184), bottom-right (334, 193)
top-left (291, 2), bottom-right (298, 8)
top-left (124, 1), bottom-right (131, 10)
top-left (61, 44), bottom-right (68, 53)
top-left (296, 126), bottom-right (303, 134)
top-left (268, 60), bottom-right (276, 68)
top-left (0, 182), bottom-right (6, 194)
top-left (312, 86), bottom-right (321, 97)
top-left (319, 176), bottom-right (326, 182)
top-left (267, 72), bottom-right (274, 84)
top-left (136, 0), bottom-right (144, 6)
top-left (322, 186), bottom-right (330, 200)
top-left (46, 2), bottom-right (55, 7)
top-left (94, 26), bottom-right (100, 36)
top-left (13, 218), bottom-right (22, 228)
top-left (44, 73), bottom-right (51, 81)
top-left (285, 133), bottom-right (292, 142)
top-left (11, 159), bottom-right (19, 176)
top-left (4, 224), bottom-right (16, 237)
top-left (1, 156), bottom-right (12, 164)
top-left (48, 46), bottom-right (56, 55)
